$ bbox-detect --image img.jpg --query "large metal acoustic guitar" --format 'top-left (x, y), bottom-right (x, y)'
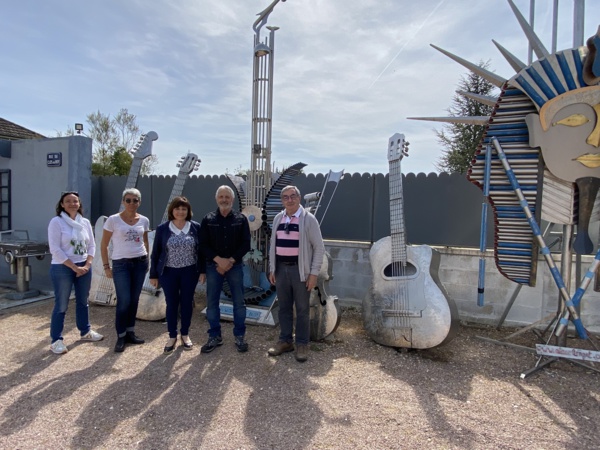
top-left (136, 153), bottom-right (201, 320)
top-left (89, 131), bottom-right (158, 306)
top-left (363, 133), bottom-right (458, 349)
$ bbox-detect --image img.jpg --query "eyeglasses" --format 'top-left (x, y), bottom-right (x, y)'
top-left (284, 221), bottom-right (290, 234)
top-left (124, 198), bottom-right (140, 204)
top-left (281, 194), bottom-right (298, 201)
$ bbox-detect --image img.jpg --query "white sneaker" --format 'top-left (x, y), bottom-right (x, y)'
top-left (80, 330), bottom-right (104, 342)
top-left (50, 340), bottom-right (68, 354)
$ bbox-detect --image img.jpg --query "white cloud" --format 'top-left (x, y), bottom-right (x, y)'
top-left (1, 0), bottom-right (599, 176)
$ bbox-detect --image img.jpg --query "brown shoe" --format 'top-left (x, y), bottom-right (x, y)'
top-left (268, 341), bottom-right (294, 356)
top-left (295, 344), bottom-right (308, 362)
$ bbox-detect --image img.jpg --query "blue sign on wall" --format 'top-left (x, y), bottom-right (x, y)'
top-left (47, 152), bottom-right (62, 167)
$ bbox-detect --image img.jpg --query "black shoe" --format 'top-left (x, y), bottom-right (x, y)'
top-left (235, 335), bottom-right (248, 353)
top-left (181, 336), bottom-right (193, 351)
top-left (125, 332), bottom-right (145, 345)
top-left (164, 338), bottom-right (177, 354)
top-left (114, 337), bottom-right (126, 353)
top-left (200, 336), bottom-right (223, 353)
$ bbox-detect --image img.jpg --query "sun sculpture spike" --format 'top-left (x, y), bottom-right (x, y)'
top-left (429, 44), bottom-right (507, 88)
top-left (492, 39), bottom-right (527, 72)
top-left (506, 0), bottom-right (550, 59)
top-left (407, 116), bottom-right (490, 125)
top-left (457, 90), bottom-right (498, 107)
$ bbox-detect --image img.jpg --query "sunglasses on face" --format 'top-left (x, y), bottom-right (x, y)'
top-left (124, 198), bottom-right (140, 204)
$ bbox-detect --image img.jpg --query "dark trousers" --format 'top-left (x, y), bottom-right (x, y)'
top-left (275, 263), bottom-right (310, 345)
top-left (159, 265), bottom-right (199, 338)
top-left (112, 256), bottom-right (148, 336)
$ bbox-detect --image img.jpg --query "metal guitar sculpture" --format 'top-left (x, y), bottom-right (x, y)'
top-left (89, 131), bottom-right (158, 306)
top-left (136, 153), bottom-right (201, 320)
top-left (304, 170), bottom-right (344, 341)
top-left (363, 133), bottom-right (458, 349)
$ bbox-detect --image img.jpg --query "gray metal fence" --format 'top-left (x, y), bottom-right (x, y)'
top-left (91, 172), bottom-right (493, 247)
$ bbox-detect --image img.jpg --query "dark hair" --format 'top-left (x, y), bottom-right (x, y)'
top-left (167, 196), bottom-right (193, 221)
top-left (56, 191), bottom-right (83, 216)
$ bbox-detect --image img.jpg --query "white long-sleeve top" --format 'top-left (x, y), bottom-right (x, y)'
top-left (48, 215), bottom-right (95, 264)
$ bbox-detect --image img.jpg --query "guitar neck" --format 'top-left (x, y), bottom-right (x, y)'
top-left (119, 157), bottom-right (145, 212)
top-left (161, 173), bottom-right (188, 223)
top-left (389, 159), bottom-right (407, 263)
top-left (124, 158), bottom-right (144, 189)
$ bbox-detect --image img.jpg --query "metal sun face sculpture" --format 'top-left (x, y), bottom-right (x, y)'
top-left (409, 0), bottom-right (600, 285)
top-left (527, 87), bottom-right (600, 179)
top-left (509, 44), bottom-right (600, 184)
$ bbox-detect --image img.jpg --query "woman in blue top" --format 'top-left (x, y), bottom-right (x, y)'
top-left (150, 196), bottom-right (204, 353)
top-left (48, 191), bottom-right (103, 354)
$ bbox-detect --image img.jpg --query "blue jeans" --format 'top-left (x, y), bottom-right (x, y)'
top-left (112, 256), bottom-right (148, 336)
top-left (49, 262), bottom-right (92, 343)
top-left (205, 263), bottom-right (246, 338)
top-left (160, 265), bottom-right (199, 338)
top-left (275, 263), bottom-right (311, 345)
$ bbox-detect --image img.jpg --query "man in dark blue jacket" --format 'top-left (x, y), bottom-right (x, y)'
top-left (199, 185), bottom-right (251, 353)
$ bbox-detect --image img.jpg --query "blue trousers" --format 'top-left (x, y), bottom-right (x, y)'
top-left (112, 256), bottom-right (148, 336)
top-left (159, 265), bottom-right (199, 338)
top-left (49, 262), bottom-right (92, 343)
top-left (205, 263), bottom-right (246, 338)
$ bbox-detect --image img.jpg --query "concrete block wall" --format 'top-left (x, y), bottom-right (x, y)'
top-left (325, 241), bottom-right (600, 334)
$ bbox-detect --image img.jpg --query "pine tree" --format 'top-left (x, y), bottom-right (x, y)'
top-left (436, 61), bottom-right (497, 174)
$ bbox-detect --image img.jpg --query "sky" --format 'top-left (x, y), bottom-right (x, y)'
top-left (2, 0), bottom-right (600, 176)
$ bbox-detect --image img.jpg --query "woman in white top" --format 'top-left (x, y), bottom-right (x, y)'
top-left (100, 188), bottom-right (149, 353)
top-left (48, 191), bottom-right (103, 355)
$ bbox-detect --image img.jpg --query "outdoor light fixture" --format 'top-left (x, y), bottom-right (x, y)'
top-left (74, 123), bottom-right (83, 134)
top-left (254, 42), bottom-right (271, 56)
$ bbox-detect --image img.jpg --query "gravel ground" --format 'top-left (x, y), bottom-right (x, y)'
top-left (0, 296), bottom-right (599, 450)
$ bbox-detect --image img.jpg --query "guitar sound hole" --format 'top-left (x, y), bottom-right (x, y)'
top-left (384, 262), bottom-right (417, 277)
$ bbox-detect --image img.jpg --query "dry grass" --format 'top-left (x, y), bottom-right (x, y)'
top-left (0, 297), bottom-right (599, 449)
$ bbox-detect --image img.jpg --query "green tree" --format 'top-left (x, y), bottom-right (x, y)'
top-left (109, 146), bottom-right (133, 176)
top-left (436, 61), bottom-right (497, 174)
top-left (83, 108), bottom-right (158, 176)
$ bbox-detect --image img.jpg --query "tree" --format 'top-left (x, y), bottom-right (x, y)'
top-left (83, 108), bottom-right (158, 176)
top-left (435, 61), bottom-right (497, 174)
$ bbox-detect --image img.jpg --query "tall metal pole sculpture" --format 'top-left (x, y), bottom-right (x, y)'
top-left (218, 0), bottom-right (295, 326)
top-left (246, 0), bottom-right (284, 273)
top-left (217, 1), bottom-right (342, 337)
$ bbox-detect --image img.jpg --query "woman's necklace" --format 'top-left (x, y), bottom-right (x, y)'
top-left (121, 213), bottom-right (138, 225)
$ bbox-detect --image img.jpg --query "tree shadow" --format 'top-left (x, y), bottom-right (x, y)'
top-left (131, 323), bottom-right (340, 449)
top-left (0, 333), bottom-right (114, 437)
top-left (355, 313), bottom-right (600, 449)
top-left (70, 349), bottom-right (183, 448)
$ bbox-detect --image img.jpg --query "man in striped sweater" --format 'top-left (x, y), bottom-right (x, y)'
top-left (268, 185), bottom-right (325, 362)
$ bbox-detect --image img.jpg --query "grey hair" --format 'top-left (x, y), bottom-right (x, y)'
top-left (280, 185), bottom-right (300, 198)
top-left (122, 188), bottom-right (142, 201)
top-left (216, 185), bottom-right (235, 199)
